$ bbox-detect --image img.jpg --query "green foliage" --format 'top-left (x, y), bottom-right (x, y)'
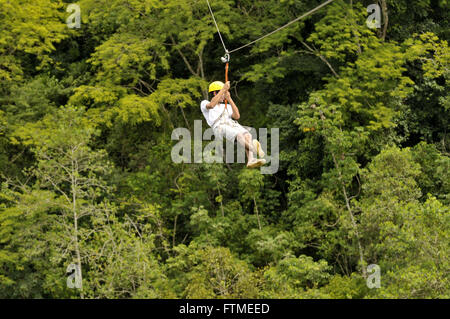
top-left (308, 1), bottom-right (375, 62)
top-left (373, 197), bottom-right (449, 298)
top-left (0, 0), bottom-right (68, 92)
top-left (167, 243), bottom-right (259, 298)
top-left (87, 32), bottom-right (169, 86)
top-left (411, 142), bottom-right (450, 203)
top-left (319, 274), bottom-right (367, 299)
top-left (0, 0), bottom-right (448, 299)
top-left (260, 254), bottom-right (332, 298)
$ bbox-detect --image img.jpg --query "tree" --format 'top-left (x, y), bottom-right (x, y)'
top-left (166, 243), bottom-right (259, 298)
top-left (9, 106), bottom-right (113, 298)
top-left (0, 0), bottom-right (68, 93)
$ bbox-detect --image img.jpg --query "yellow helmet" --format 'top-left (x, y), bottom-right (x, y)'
top-left (208, 81), bottom-right (224, 93)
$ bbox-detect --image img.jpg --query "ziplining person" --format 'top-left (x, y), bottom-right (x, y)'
top-left (201, 0), bottom-right (336, 168)
top-left (200, 81), bottom-right (266, 168)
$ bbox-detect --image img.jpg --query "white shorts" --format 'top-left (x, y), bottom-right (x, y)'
top-left (213, 118), bottom-right (250, 141)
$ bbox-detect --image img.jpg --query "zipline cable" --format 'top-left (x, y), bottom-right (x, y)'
top-left (206, 0), bottom-right (228, 53)
top-left (206, 0), bottom-right (336, 56)
top-left (228, 0), bottom-right (335, 54)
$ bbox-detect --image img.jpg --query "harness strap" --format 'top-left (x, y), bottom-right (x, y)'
top-left (212, 103), bottom-right (229, 128)
top-left (211, 61), bottom-right (231, 129)
top-left (224, 62), bottom-right (229, 110)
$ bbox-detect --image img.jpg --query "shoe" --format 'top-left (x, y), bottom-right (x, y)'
top-left (253, 140), bottom-right (265, 158)
top-left (246, 159), bottom-right (266, 169)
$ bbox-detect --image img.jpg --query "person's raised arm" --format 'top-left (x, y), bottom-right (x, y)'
top-left (206, 81), bottom-right (230, 109)
top-left (226, 91), bottom-right (240, 120)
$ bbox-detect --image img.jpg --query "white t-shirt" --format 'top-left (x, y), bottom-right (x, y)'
top-left (200, 100), bottom-right (233, 127)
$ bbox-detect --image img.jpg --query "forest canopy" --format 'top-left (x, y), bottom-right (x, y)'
top-left (0, 0), bottom-right (449, 298)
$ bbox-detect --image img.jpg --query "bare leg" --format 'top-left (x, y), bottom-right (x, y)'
top-left (236, 133), bottom-right (256, 164)
top-left (244, 133), bottom-right (257, 154)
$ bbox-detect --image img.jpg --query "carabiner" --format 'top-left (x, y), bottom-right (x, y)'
top-left (220, 51), bottom-right (230, 63)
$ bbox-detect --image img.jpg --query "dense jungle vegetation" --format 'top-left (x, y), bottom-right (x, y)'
top-left (0, 0), bottom-right (449, 298)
